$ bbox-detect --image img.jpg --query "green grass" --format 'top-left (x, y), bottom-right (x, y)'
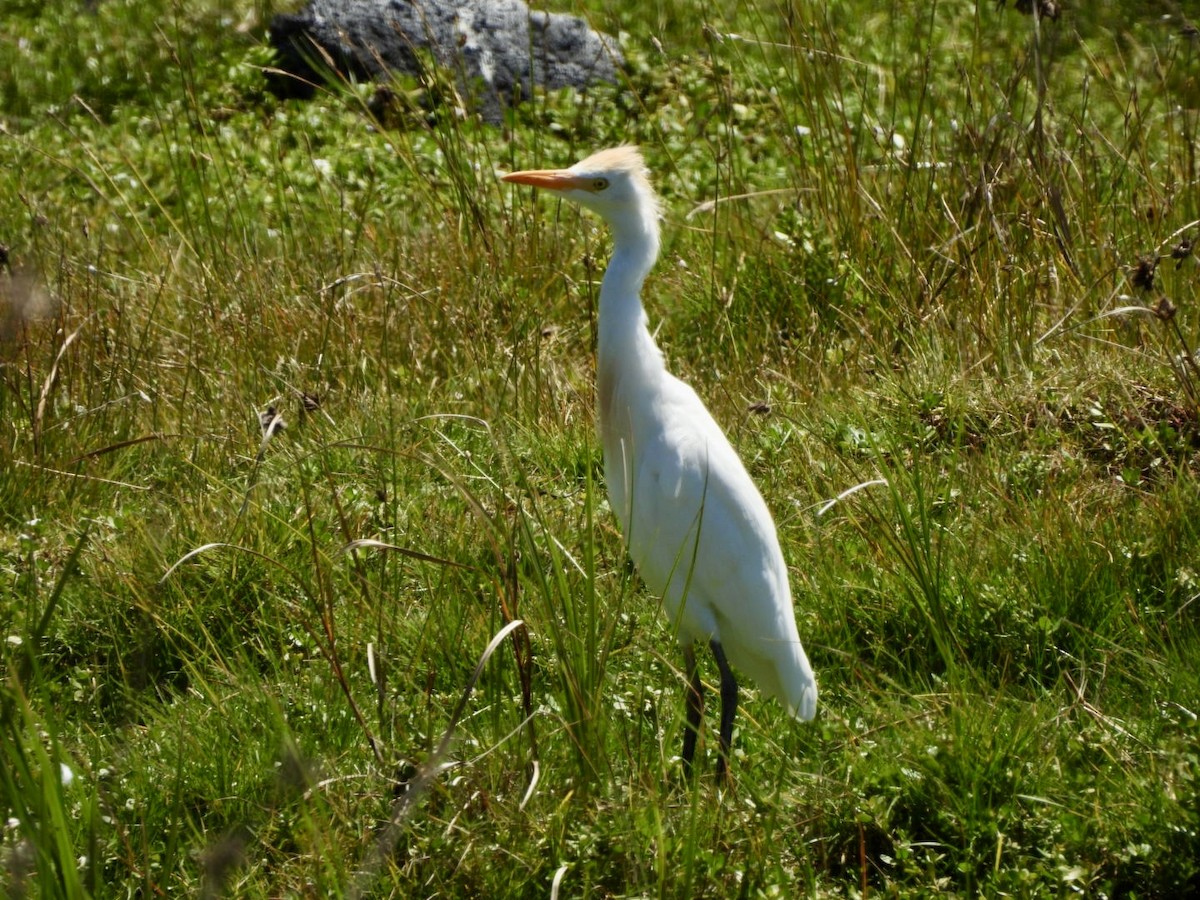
top-left (2, 0), bottom-right (1199, 895)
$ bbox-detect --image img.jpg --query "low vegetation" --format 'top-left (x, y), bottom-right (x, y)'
top-left (2, 0), bottom-right (1198, 895)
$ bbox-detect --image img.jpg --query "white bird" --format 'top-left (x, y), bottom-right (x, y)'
top-left (504, 147), bottom-right (817, 778)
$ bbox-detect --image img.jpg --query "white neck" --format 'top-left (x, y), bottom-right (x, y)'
top-left (597, 205), bottom-right (661, 360)
top-left (595, 202), bottom-right (664, 446)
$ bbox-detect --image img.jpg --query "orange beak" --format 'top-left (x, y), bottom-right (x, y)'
top-left (502, 168), bottom-right (589, 191)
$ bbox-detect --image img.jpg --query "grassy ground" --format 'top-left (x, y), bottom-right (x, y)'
top-left (2, 0), bottom-right (1199, 895)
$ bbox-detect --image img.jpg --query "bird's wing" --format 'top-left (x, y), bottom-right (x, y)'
top-left (604, 367), bottom-right (820, 720)
top-left (621, 375), bottom-right (815, 716)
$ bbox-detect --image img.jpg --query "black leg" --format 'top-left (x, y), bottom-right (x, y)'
top-left (681, 644), bottom-right (703, 777)
top-left (710, 639), bottom-right (738, 781)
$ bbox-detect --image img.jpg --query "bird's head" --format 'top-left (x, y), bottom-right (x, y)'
top-left (503, 146), bottom-right (661, 241)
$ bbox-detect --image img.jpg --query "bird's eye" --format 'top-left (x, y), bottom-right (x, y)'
top-left (591, 177), bottom-right (610, 191)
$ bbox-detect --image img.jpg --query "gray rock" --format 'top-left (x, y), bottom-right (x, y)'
top-left (268, 0), bottom-right (623, 121)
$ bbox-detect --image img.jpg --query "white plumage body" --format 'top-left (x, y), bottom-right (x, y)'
top-left (599, 315), bottom-right (817, 722)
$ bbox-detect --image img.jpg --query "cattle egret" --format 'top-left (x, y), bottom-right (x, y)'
top-left (504, 147), bottom-right (817, 778)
